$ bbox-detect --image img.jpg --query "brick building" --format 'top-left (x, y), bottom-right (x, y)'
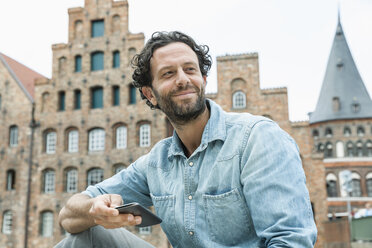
top-left (0, 1), bottom-right (371, 248)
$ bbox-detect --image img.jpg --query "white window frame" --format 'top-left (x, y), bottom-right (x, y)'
top-left (46, 132), bottom-right (57, 154)
top-left (138, 226), bottom-right (151, 235)
top-left (116, 126), bottom-right (127, 149)
top-left (2, 211), bottom-right (12, 234)
top-left (87, 168), bottom-right (103, 186)
top-left (68, 130), bottom-right (79, 153)
top-left (232, 91), bottom-right (246, 109)
top-left (66, 169), bottom-right (78, 193)
top-left (9, 126), bottom-right (18, 147)
top-left (44, 170), bottom-right (55, 194)
top-left (139, 124), bottom-right (151, 147)
top-left (89, 128), bottom-right (105, 151)
top-left (41, 211), bottom-right (53, 237)
top-left (114, 164), bottom-right (126, 174)
top-left (6, 170), bottom-right (15, 191)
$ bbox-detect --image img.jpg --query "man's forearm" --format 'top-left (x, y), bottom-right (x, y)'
top-left (58, 193), bottom-right (96, 234)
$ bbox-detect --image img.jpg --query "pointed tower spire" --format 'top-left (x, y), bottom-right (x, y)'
top-left (309, 13), bottom-right (372, 124)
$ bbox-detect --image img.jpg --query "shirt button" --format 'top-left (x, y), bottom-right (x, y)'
top-left (188, 195), bottom-right (193, 200)
top-left (189, 231), bottom-right (194, 236)
top-left (189, 162), bottom-right (194, 167)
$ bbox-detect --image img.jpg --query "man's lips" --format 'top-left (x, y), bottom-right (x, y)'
top-left (173, 91), bottom-right (196, 97)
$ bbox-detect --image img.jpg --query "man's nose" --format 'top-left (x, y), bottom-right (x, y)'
top-left (175, 68), bottom-right (189, 87)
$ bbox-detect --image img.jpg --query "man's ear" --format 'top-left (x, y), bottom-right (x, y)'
top-left (142, 86), bottom-right (158, 106)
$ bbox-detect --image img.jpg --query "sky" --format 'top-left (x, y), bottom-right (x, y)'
top-left (0, 0), bottom-right (371, 121)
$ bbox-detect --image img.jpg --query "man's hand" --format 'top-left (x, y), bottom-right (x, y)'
top-left (89, 194), bottom-right (142, 229)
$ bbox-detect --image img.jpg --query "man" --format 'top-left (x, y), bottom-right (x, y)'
top-left (56, 31), bottom-right (317, 247)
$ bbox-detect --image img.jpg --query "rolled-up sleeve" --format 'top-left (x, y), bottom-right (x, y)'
top-left (240, 120), bottom-right (317, 247)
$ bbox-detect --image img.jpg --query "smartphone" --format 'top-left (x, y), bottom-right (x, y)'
top-left (115, 202), bottom-right (162, 227)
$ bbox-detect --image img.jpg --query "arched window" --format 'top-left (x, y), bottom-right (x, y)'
top-left (325, 128), bottom-right (333, 138)
top-left (74, 20), bottom-right (83, 39)
top-left (366, 173), bottom-right (372, 197)
top-left (312, 129), bottom-right (319, 139)
top-left (45, 130), bottom-right (57, 154)
top-left (336, 141), bottom-right (344, 158)
top-left (2, 211), bottom-right (12, 234)
top-left (75, 55), bottom-right (82, 72)
top-left (113, 163), bottom-right (126, 174)
top-left (43, 169), bottom-right (55, 194)
top-left (351, 172), bottom-right (362, 197)
top-left (91, 86), bottom-right (103, 109)
top-left (65, 168), bottom-right (78, 193)
top-left (112, 51), bottom-right (120, 68)
top-left (58, 56), bottom-right (67, 74)
top-left (316, 143), bottom-right (324, 153)
top-left (128, 47), bottom-right (136, 66)
top-left (232, 91), bottom-right (246, 109)
top-left (139, 124), bottom-right (151, 147)
top-left (87, 168), bottom-right (104, 186)
top-left (324, 142), bottom-right (333, 158)
top-left (9, 125), bottom-right (18, 147)
top-left (91, 51), bottom-right (104, 71)
top-left (326, 173), bottom-right (338, 197)
top-left (41, 92), bottom-right (50, 113)
top-left (332, 97), bottom-right (340, 112)
top-left (67, 129), bottom-right (79, 153)
top-left (6, 170), bottom-right (15, 191)
top-left (357, 126), bottom-right (365, 137)
top-left (346, 141), bottom-right (354, 157)
top-left (366, 140), bottom-right (372, 157)
top-left (356, 141), bottom-right (363, 157)
top-left (89, 128), bottom-right (105, 151)
top-left (112, 15), bottom-right (121, 34)
top-left (116, 125), bottom-right (127, 149)
top-left (344, 127), bottom-right (351, 137)
top-left (40, 211), bottom-right (53, 237)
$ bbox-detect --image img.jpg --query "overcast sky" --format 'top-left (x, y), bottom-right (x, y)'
top-left (1, 0), bottom-right (371, 121)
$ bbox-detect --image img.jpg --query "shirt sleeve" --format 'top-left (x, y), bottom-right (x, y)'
top-left (81, 154), bottom-right (153, 207)
top-left (240, 120), bottom-right (317, 247)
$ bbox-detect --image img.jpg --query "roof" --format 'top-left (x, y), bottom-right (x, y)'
top-left (309, 17), bottom-right (372, 124)
top-left (0, 53), bottom-right (46, 102)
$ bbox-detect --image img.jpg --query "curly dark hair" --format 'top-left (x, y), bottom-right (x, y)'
top-left (131, 31), bottom-right (212, 109)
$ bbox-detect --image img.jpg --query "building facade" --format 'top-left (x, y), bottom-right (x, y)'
top-left (0, 1), bottom-right (371, 248)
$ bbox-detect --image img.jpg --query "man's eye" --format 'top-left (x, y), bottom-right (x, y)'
top-left (185, 67), bottom-right (195, 72)
top-left (162, 71), bottom-right (173, 77)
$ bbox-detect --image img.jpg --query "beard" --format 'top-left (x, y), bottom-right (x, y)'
top-left (152, 84), bottom-right (206, 127)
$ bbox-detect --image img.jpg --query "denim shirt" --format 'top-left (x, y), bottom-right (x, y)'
top-left (83, 99), bottom-right (317, 247)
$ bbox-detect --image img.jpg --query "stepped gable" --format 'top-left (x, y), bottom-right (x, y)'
top-left (309, 15), bottom-right (372, 124)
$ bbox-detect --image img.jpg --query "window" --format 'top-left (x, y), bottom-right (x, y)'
top-left (91, 19), bottom-right (104, 37)
top-left (74, 20), bottom-right (83, 39)
top-left (58, 57), bottom-right (67, 74)
top-left (68, 130), bottom-right (79, 153)
top-left (87, 168), bottom-right (103, 186)
top-left (91, 51), bottom-right (104, 71)
top-left (351, 172), bottom-right (362, 197)
top-left (89, 128), bottom-right (105, 151)
top-left (91, 87), bottom-right (103, 109)
top-left (75, 55), bottom-right (82, 72)
top-left (128, 48), bottom-right (137, 65)
top-left (232, 91), bottom-right (246, 109)
top-left (114, 164), bottom-right (126, 174)
top-left (129, 84), bottom-right (136, 104)
top-left (332, 97), bottom-right (340, 112)
top-left (325, 128), bottom-right (333, 138)
top-left (43, 169), bottom-right (55, 193)
top-left (2, 211), bottom-right (12, 234)
top-left (326, 173), bottom-right (338, 197)
top-left (357, 126), bottom-right (365, 137)
top-left (113, 51), bottom-right (120, 68)
top-left (139, 124), bottom-right (151, 147)
top-left (112, 15), bottom-right (120, 34)
top-left (324, 142), bottom-right (333, 158)
top-left (41, 92), bottom-right (50, 113)
top-left (346, 142), bottom-right (354, 157)
top-left (45, 131), bottom-right (57, 154)
top-left (367, 141), bottom-right (372, 157)
top-left (74, 89), bottom-right (81, 110)
top-left (366, 173), bottom-right (372, 197)
top-left (316, 143), bottom-right (324, 153)
top-left (6, 170), bottom-right (15, 191)
top-left (40, 211), bottom-right (53, 237)
top-left (58, 91), bottom-right (65, 111)
top-left (356, 141), bottom-right (363, 157)
top-left (352, 102), bottom-right (361, 113)
top-left (138, 226), bottom-right (151, 235)
top-left (116, 126), bottom-right (127, 149)
top-left (344, 127), bottom-right (351, 137)
top-left (336, 141), bottom-right (344, 158)
top-left (9, 125), bottom-right (18, 147)
top-left (65, 168), bottom-right (78, 193)
top-left (112, 86), bottom-right (120, 106)
top-left (312, 129), bottom-right (319, 139)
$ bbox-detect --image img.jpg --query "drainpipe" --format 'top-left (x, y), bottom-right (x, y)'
top-left (24, 103), bottom-right (38, 248)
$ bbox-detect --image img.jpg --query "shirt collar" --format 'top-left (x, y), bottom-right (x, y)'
top-left (167, 99), bottom-right (227, 159)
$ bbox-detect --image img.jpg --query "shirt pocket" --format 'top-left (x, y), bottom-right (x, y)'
top-left (150, 194), bottom-right (181, 245)
top-left (203, 188), bottom-right (250, 246)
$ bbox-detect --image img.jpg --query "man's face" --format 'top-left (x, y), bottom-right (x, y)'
top-left (143, 42), bottom-right (207, 125)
